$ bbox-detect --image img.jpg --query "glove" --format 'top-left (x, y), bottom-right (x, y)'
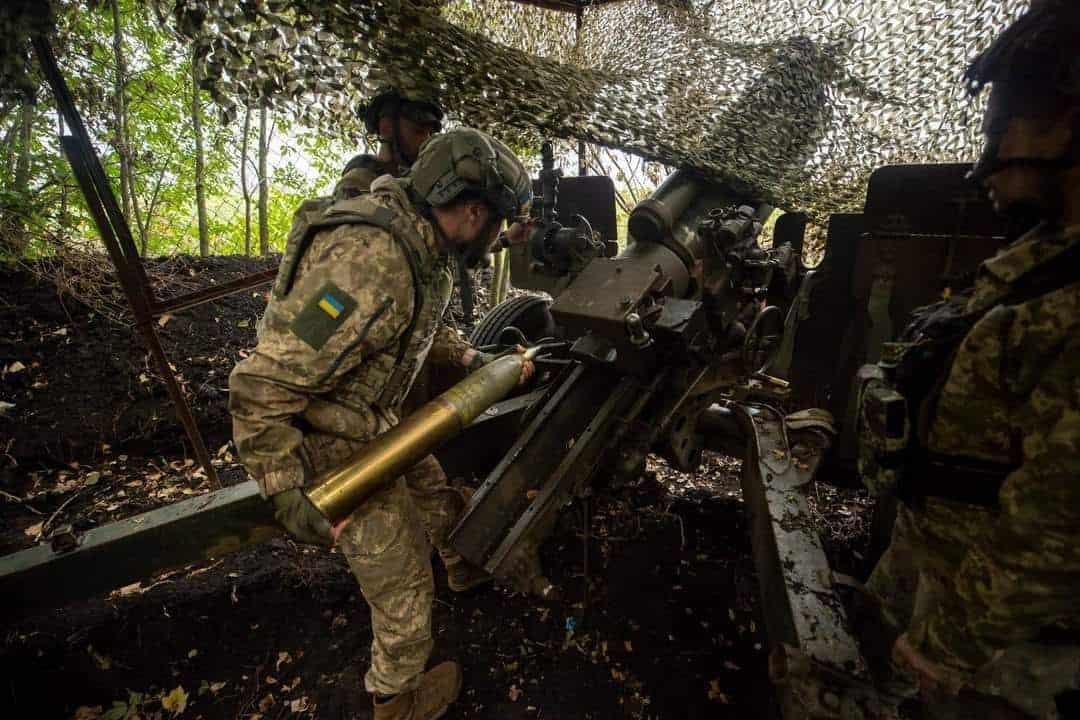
top-left (466, 350), bottom-right (497, 373)
top-left (271, 488), bottom-right (333, 546)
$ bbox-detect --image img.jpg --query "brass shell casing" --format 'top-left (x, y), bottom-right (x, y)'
top-left (306, 352), bottom-right (531, 523)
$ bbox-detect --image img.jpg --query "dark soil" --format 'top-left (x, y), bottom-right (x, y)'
top-left (0, 256), bottom-right (873, 720)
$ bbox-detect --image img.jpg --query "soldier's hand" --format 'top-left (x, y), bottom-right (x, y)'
top-left (271, 488), bottom-right (333, 546)
top-left (892, 633), bottom-right (968, 699)
top-left (462, 347), bottom-right (496, 372)
top-left (513, 345), bottom-right (535, 386)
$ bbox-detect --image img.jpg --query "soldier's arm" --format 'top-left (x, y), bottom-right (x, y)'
top-left (427, 322), bottom-right (472, 367)
top-left (228, 224), bottom-right (415, 496)
top-left (909, 335), bottom-right (1080, 671)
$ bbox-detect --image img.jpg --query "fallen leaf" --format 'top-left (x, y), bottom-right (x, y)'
top-left (209, 681), bottom-right (227, 694)
top-left (6, 361), bottom-right (26, 374)
top-left (161, 685), bottom-right (188, 715)
top-left (265, 676), bottom-right (278, 685)
top-left (508, 686), bottom-right (522, 702)
top-left (707, 679), bottom-right (730, 703)
top-left (187, 649), bottom-right (198, 659)
top-left (24, 522), bottom-right (43, 539)
top-left (84, 471), bottom-right (101, 486)
top-left (72, 706), bottom-right (103, 720)
top-left (258, 692), bottom-right (275, 713)
top-left (624, 640), bottom-right (633, 652)
top-left (88, 645), bottom-right (112, 670)
top-left (158, 314), bottom-right (173, 327)
top-left (289, 697), bottom-right (309, 713)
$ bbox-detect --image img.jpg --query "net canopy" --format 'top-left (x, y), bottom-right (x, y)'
top-left (9, 0), bottom-right (1030, 219)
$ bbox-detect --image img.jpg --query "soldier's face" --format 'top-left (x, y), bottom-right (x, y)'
top-left (377, 116), bottom-right (435, 164)
top-left (980, 105), bottom-right (1076, 217)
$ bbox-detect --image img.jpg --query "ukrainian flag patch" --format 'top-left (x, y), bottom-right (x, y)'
top-left (318, 293), bottom-right (345, 319)
top-left (290, 281), bottom-right (358, 351)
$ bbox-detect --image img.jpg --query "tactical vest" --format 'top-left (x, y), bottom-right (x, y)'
top-left (270, 190), bottom-right (452, 413)
top-left (857, 240), bottom-right (1080, 508)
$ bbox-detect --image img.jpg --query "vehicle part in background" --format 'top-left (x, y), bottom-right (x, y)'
top-left (307, 349), bottom-right (538, 523)
top-left (508, 149), bottom-right (618, 299)
top-left (783, 164), bottom-right (1013, 487)
top-left (512, 141), bottom-right (607, 278)
top-left (469, 294), bottom-right (557, 348)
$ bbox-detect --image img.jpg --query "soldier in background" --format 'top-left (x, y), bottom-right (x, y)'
top-left (856, 1), bottom-right (1080, 717)
top-left (230, 128), bottom-right (534, 720)
top-left (334, 86), bottom-right (444, 200)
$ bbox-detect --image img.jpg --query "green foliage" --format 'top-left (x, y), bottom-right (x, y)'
top-left (1, 0), bottom-right (353, 260)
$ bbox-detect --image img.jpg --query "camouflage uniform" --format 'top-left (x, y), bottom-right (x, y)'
top-left (330, 152), bottom-right (471, 563)
top-left (334, 155), bottom-right (396, 201)
top-left (865, 223), bottom-right (1080, 716)
top-left (229, 174), bottom-right (470, 695)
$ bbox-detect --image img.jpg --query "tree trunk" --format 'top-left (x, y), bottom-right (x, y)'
top-left (109, 0), bottom-right (132, 220)
top-left (258, 106), bottom-right (269, 256)
top-left (57, 110), bottom-right (69, 237)
top-left (6, 102), bottom-right (33, 254)
top-left (240, 105), bottom-right (252, 256)
top-left (192, 52), bottom-right (209, 257)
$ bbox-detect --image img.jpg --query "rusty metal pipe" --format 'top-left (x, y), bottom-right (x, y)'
top-left (306, 349), bottom-right (537, 523)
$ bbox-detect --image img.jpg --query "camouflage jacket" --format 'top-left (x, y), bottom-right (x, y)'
top-left (229, 175), bottom-right (470, 496)
top-left (333, 154), bottom-right (397, 200)
top-left (908, 222), bottom-right (1080, 669)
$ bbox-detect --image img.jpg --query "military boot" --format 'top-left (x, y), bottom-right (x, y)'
top-left (439, 550), bottom-right (493, 593)
top-left (373, 661), bottom-right (462, 720)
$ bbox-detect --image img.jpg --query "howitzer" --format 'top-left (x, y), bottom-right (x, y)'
top-left (1, 155), bottom-right (1015, 719)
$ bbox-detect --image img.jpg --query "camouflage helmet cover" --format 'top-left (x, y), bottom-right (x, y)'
top-left (362, 85), bottom-right (444, 135)
top-left (408, 127), bottom-right (532, 221)
top-left (964, 0), bottom-right (1080, 181)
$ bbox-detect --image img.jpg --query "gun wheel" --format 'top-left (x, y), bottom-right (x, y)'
top-left (470, 294), bottom-right (556, 348)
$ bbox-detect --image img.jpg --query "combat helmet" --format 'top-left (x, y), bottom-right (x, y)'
top-left (408, 127), bottom-right (532, 223)
top-left (964, 0), bottom-right (1080, 183)
top-left (362, 86), bottom-right (444, 136)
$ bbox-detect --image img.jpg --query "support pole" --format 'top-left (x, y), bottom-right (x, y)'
top-left (576, 7), bottom-right (587, 177)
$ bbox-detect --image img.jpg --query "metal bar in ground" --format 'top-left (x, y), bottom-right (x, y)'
top-left (152, 268), bottom-right (277, 316)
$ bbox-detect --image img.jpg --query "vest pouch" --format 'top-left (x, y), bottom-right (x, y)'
top-left (856, 363), bottom-right (911, 497)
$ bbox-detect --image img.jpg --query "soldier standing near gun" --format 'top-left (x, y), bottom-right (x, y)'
top-left (311, 85), bottom-right (508, 597)
top-left (229, 128), bottom-right (534, 719)
top-left (856, 1), bottom-right (1080, 717)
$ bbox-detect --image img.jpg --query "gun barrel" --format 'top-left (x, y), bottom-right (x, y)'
top-left (306, 351), bottom-right (533, 523)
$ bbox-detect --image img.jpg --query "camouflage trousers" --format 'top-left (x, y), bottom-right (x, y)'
top-left (336, 454), bottom-right (468, 695)
top-left (867, 502), bottom-right (1080, 719)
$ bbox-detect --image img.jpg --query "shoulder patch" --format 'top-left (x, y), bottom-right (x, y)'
top-left (289, 282), bottom-right (358, 350)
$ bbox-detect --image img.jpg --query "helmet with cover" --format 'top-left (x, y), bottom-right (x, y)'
top-left (964, 0), bottom-right (1080, 185)
top-left (408, 127), bottom-right (532, 266)
top-left (362, 85), bottom-right (444, 136)
top-left (409, 127), bottom-right (531, 221)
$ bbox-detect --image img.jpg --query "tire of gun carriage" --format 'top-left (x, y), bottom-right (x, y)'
top-left (469, 294), bottom-right (557, 348)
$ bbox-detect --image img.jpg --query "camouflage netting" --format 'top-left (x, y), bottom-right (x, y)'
top-left (4, 0), bottom-right (1029, 219)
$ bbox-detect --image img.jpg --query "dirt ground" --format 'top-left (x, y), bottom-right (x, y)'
top-left (0, 259), bottom-right (873, 720)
